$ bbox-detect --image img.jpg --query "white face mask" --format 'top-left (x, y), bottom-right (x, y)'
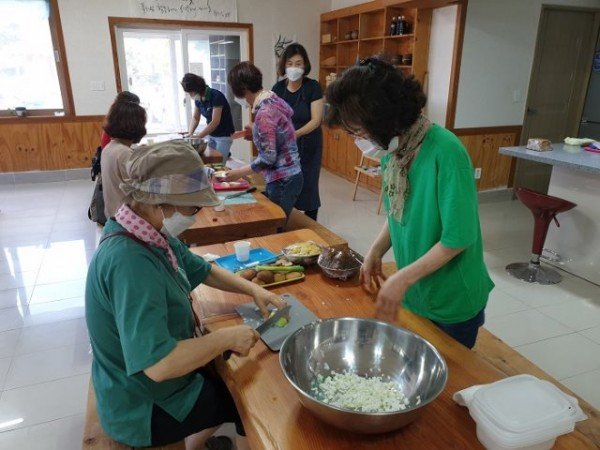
top-left (161, 209), bottom-right (197, 237)
top-left (285, 67), bottom-right (304, 82)
top-left (234, 96), bottom-right (250, 109)
top-left (354, 136), bottom-right (399, 158)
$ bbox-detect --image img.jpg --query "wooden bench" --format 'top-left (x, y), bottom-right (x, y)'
top-left (286, 208), bottom-right (348, 249)
top-left (381, 262), bottom-right (600, 447)
top-left (83, 382), bottom-right (185, 450)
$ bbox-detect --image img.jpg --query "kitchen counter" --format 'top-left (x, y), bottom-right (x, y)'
top-left (499, 144), bottom-right (600, 284)
top-left (499, 144), bottom-right (600, 174)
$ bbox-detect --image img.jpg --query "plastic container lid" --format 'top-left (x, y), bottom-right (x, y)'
top-left (469, 375), bottom-right (586, 448)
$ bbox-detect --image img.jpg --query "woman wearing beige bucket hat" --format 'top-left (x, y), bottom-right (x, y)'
top-left (85, 141), bottom-right (285, 450)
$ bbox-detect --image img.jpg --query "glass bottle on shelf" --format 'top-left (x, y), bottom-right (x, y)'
top-left (404, 16), bottom-right (411, 34)
top-left (390, 17), bottom-right (397, 36)
top-left (397, 16), bottom-right (405, 35)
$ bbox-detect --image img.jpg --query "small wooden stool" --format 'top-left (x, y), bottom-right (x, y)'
top-left (83, 382), bottom-right (185, 450)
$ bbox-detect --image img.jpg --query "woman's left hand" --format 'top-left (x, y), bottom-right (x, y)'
top-left (252, 288), bottom-right (287, 319)
top-left (375, 271), bottom-right (411, 323)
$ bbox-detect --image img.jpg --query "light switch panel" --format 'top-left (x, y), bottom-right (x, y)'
top-left (90, 81), bottom-right (106, 91)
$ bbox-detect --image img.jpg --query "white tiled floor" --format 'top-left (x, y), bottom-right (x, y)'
top-left (0, 170), bottom-right (599, 448)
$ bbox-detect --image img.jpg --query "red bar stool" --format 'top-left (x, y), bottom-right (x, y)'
top-left (506, 188), bottom-right (576, 284)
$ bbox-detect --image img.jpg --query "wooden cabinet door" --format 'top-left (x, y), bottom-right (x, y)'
top-left (344, 135), bottom-right (361, 180)
top-left (329, 129), bottom-right (341, 172)
top-left (321, 126), bottom-right (330, 170)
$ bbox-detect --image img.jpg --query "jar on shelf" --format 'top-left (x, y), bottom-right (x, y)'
top-left (351, 30), bottom-right (358, 40)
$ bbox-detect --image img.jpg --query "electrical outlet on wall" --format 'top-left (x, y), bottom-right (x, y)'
top-left (474, 168), bottom-right (482, 179)
top-left (90, 81), bottom-right (105, 91)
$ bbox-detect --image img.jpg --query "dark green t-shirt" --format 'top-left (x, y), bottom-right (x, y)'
top-left (381, 124), bottom-right (494, 324)
top-left (85, 220), bottom-right (212, 447)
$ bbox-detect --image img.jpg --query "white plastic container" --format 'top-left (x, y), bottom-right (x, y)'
top-left (454, 375), bottom-right (587, 450)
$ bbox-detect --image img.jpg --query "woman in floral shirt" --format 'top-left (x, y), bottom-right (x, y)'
top-left (224, 62), bottom-right (303, 223)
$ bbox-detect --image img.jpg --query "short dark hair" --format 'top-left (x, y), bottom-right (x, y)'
top-left (181, 73), bottom-right (207, 95)
top-left (115, 91), bottom-right (140, 104)
top-left (103, 101), bottom-right (147, 144)
top-left (277, 43), bottom-right (311, 77)
top-left (325, 57), bottom-right (427, 148)
top-left (228, 62), bottom-right (263, 97)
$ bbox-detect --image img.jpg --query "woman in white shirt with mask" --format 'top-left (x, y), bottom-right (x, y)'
top-left (272, 43), bottom-right (324, 221)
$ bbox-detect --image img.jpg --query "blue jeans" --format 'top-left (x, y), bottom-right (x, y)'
top-left (207, 136), bottom-right (233, 162)
top-left (431, 309), bottom-right (485, 349)
top-left (265, 172), bottom-right (304, 224)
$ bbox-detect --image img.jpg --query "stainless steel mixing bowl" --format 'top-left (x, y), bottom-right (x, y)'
top-left (183, 137), bottom-right (207, 152)
top-left (279, 317), bottom-right (448, 433)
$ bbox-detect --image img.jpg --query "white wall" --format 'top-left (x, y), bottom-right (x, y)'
top-left (58, 0), bottom-right (330, 115)
top-left (454, 0), bottom-right (600, 128)
top-left (426, 5), bottom-right (457, 126)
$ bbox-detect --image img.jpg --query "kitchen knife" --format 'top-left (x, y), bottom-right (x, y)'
top-left (224, 187), bottom-right (257, 200)
top-left (223, 304), bottom-right (291, 360)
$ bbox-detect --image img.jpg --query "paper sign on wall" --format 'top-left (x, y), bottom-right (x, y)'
top-left (129, 0), bottom-right (237, 22)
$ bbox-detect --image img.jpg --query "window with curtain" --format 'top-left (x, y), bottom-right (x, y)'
top-left (0, 0), bottom-right (69, 115)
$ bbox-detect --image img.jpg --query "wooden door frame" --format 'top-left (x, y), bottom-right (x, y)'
top-left (444, 0), bottom-right (468, 129)
top-left (520, 5), bottom-right (600, 145)
top-left (107, 17), bottom-right (254, 93)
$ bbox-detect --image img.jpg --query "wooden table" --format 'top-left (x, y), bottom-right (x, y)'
top-left (190, 230), bottom-right (596, 450)
top-left (181, 192), bottom-right (286, 246)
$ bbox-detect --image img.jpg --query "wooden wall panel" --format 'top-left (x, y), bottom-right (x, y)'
top-left (321, 126), bottom-right (521, 192)
top-left (455, 126), bottom-right (521, 191)
top-left (0, 117), bottom-right (103, 173)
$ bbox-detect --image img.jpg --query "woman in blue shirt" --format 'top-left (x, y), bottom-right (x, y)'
top-left (272, 44), bottom-right (324, 221)
top-left (181, 73), bottom-right (235, 162)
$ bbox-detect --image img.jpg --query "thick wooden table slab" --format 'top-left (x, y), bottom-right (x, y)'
top-left (181, 192), bottom-right (286, 246)
top-left (190, 231), bottom-right (596, 450)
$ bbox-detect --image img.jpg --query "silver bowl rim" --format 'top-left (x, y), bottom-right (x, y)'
top-left (279, 317), bottom-right (448, 416)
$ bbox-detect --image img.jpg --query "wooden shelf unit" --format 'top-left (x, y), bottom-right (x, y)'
top-left (319, 1), bottom-right (433, 189)
top-left (319, 3), bottom-right (432, 87)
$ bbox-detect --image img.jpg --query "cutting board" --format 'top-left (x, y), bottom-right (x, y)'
top-left (235, 293), bottom-right (318, 351)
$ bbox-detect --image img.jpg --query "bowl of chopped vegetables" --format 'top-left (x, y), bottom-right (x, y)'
top-left (279, 317), bottom-right (447, 433)
top-left (282, 241), bottom-right (323, 265)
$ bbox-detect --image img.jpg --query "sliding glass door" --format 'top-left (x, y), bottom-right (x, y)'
top-left (116, 26), bottom-right (249, 135)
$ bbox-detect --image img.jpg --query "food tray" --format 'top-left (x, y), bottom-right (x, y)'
top-left (214, 248), bottom-right (278, 272)
top-left (212, 180), bottom-right (251, 191)
top-left (234, 271), bottom-right (305, 289)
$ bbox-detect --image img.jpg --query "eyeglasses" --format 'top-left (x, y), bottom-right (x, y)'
top-left (340, 118), bottom-right (365, 138)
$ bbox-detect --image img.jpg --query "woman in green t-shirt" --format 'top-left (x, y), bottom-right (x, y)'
top-left (86, 141), bottom-right (286, 449)
top-left (325, 58), bottom-right (493, 348)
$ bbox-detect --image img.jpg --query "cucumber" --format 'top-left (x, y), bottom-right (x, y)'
top-left (254, 265), bottom-right (305, 273)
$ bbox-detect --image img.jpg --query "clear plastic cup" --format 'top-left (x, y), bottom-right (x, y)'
top-left (234, 241), bottom-right (251, 262)
top-left (213, 200), bottom-right (225, 212)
